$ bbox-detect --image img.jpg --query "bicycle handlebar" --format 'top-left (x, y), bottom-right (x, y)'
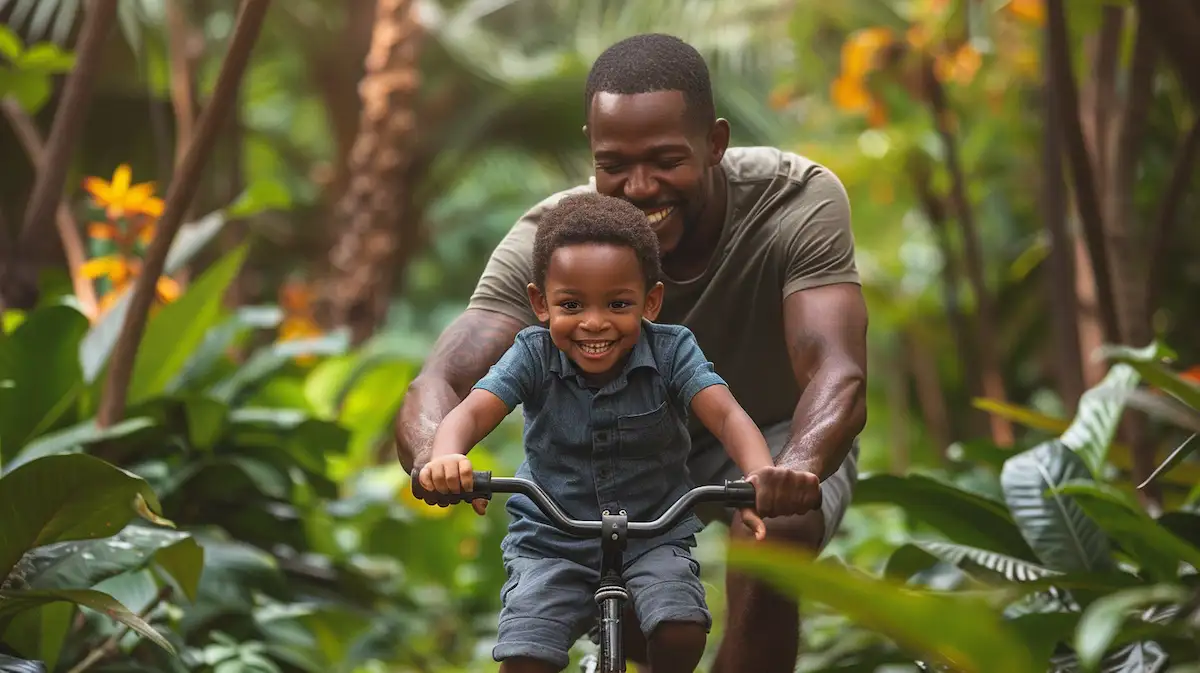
top-left (412, 470), bottom-right (825, 537)
top-left (409, 469), bottom-right (765, 538)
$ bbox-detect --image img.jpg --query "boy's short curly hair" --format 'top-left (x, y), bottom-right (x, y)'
top-left (533, 192), bottom-right (661, 291)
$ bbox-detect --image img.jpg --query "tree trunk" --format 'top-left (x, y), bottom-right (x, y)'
top-left (1046, 0), bottom-right (1122, 346)
top-left (324, 0), bottom-right (424, 345)
top-left (906, 328), bottom-right (952, 459)
top-left (923, 60), bottom-right (1014, 447)
top-left (0, 0), bottom-right (118, 313)
top-left (1038, 33), bottom-right (1085, 411)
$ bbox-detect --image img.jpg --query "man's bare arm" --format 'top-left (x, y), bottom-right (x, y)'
top-left (394, 308), bottom-right (525, 471)
top-left (777, 283), bottom-right (868, 481)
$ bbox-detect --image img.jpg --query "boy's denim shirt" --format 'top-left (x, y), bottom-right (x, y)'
top-left (474, 320), bottom-right (727, 569)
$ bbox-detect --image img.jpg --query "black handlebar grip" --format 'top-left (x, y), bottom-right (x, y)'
top-left (409, 468), bottom-right (494, 506)
top-left (725, 480), bottom-right (757, 507)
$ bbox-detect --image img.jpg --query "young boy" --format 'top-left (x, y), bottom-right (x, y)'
top-left (417, 193), bottom-right (819, 673)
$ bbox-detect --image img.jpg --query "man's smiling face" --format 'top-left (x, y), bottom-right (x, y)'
top-left (586, 90), bottom-right (726, 256)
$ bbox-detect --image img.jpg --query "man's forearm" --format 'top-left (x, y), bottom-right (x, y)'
top-left (393, 308), bottom-right (526, 472)
top-left (776, 361), bottom-right (866, 481)
top-left (395, 375), bottom-right (463, 472)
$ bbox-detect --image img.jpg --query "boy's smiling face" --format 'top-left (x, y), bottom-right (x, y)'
top-left (527, 242), bottom-right (663, 383)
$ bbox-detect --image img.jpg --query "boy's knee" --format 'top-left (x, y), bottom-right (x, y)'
top-left (648, 620), bottom-right (707, 670)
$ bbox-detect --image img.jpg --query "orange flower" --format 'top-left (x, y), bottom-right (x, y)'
top-left (1006, 0), bottom-right (1045, 24)
top-left (934, 44), bottom-right (983, 85)
top-left (81, 255), bottom-right (180, 314)
top-left (841, 27), bottom-right (895, 79)
top-left (83, 164), bottom-right (164, 220)
top-left (87, 220), bottom-right (156, 247)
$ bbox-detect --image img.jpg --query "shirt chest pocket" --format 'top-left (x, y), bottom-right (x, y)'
top-left (616, 400), bottom-right (676, 459)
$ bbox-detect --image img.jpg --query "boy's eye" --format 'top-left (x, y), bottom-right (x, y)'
top-left (609, 300), bottom-right (632, 310)
top-left (559, 301), bottom-right (581, 311)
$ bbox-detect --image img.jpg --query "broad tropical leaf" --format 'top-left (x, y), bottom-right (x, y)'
top-left (0, 588), bottom-right (174, 655)
top-left (971, 398), bottom-right (1069, 435)
top-left (124, 244), bottom-right (251, 406)
top-left (23, 526), bottom-right (203, 601)
top-left (0, 654), bottom-right (45, 673)
top-left (1058, 364), bottom-right (1141, 476)
top-left (0, 454), bottom-right (168, 581)
top-left (2, 417), bottom-right (158, 476)
top-left (1073, 584), bottom-right (1189, 672)
top-left (727, 541), bottom-right (1041, 673)
top-left (1056, 481), bottom-right (1200, 581)
top-left (916, 541), bottom-right (1060, 583)
top-left (854, 474), bottom-right (1036, 559)
top-left (1000, 441), bottom-right (1112, 573)
top-left (0, 305), bottom-right (89, 463)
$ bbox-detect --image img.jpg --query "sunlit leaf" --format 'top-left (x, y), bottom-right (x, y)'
top-left (728, 541), bottom-right (1041, 672)
top-left (0, 588), bottom-right (174, 655)
top-left (1074, 584), bottom-right (1189, 672)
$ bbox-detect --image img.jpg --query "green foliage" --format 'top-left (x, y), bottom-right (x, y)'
top-left (0, 27), bottom-right (75, 113)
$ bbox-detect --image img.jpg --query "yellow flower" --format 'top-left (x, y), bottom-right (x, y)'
top-left (83, 164), bottom-right (165, 220)
top-left (87, 219), bottom-right (156, 247)
top-left (1006, 0), bottom-right (1045, 24)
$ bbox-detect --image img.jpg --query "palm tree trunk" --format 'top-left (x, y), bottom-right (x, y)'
top-left (325, 0), bottom-right (424, 345)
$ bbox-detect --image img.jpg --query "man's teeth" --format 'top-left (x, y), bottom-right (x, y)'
top-left (646, 207), bottom-right (674, 224)
top-left (579, 341), bottom-right (614, 354)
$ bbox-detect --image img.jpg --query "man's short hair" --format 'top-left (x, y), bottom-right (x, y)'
top-left (584, 33), bottom-right (715, 128)
top-left (533, 193), bottom-right (661, 291)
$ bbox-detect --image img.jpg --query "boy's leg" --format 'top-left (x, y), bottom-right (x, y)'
top-left (688, 420), bottom-right (860, 673)
top-left (494, 553), bottom-right (599, 672)
top-left (623, 543), bottom-right (711, 673)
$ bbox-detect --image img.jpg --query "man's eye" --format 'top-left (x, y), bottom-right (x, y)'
top-left (657, 159), bottom-right (685, 170)
top-left (596, 163), bottom-right (624, 174)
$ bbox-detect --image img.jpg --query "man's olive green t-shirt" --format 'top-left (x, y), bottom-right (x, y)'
top-left (467, 146), bottom-right (860, 434)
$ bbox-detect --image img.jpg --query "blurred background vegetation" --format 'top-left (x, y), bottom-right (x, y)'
top-left (1, 0), bottom-right (1199, 671)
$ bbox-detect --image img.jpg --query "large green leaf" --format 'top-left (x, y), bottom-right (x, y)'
top-left (852, 474), bottom-right (1036, 559)
top-left (0, 454), bottom-right (169, 581)
top-left (1099, 342), bottom-right (1200, 411)
top-left (727, 541), bottom-right (1041, 673)
top-left (1073, 584), bottom-right (1189, 672)
top-left (1058, 363), bottom-right (1142, 476)
top-left (2, 417), bottom-right (159, 476)
top-left (0, 306), bottom-right (89, 463)
top-left (0, 588), bottom-right (174, 655)
top-left (1055, 481), bottom-right (1200, 581)
top-left (125, 244), bottom-right (250, 406)
top-left (1000, 441), bottom-right (1113, 573)
top-left (0, 601), bottom-right (70, 670)
top-left (23, 526), bottom-right (203, 602)
top-left (79, 212), bottom-right (229, 383)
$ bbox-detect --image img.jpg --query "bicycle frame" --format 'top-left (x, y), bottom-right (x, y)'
top-left (410, 470), bottom-right (814, 672)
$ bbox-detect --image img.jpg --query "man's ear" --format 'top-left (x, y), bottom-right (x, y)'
top-left (527, 283), bottom-right (551, 323)
top-left (708, 118), bottom-right (731, 166)
top-left (642, 282), bottom-right (665, 322)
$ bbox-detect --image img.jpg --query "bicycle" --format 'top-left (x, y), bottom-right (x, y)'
top-left (410, 468), bottom-right (822, 673)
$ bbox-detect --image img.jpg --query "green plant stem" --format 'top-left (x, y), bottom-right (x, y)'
top-left (64, 585), bottom-right (173, 673)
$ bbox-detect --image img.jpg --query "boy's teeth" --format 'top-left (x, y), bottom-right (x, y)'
top-left (579, 341), bottom-right (613, 354)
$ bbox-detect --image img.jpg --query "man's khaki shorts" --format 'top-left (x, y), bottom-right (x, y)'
top-left (686, 420), bottom-right (859, 549)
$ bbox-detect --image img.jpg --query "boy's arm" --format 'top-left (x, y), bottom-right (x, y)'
top-left (422, 388), bottom-right (511, 495)
top-left (689, 385), bottom-right (774, 477)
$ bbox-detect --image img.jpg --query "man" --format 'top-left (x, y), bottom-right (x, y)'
top-left (395, 33), bottom-right (868, 672)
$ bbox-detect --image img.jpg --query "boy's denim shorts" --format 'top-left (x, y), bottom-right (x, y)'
top-left (492, 542), bottom-right (710, 668)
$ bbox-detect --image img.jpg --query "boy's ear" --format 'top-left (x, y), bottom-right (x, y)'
top-left (643, 282), bottom-right (664, 321)
top-left (527, 283), bottom-right (551, 322)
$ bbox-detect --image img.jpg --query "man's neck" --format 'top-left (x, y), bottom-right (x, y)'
top-left (662, 166), bottom-right (728, 280)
